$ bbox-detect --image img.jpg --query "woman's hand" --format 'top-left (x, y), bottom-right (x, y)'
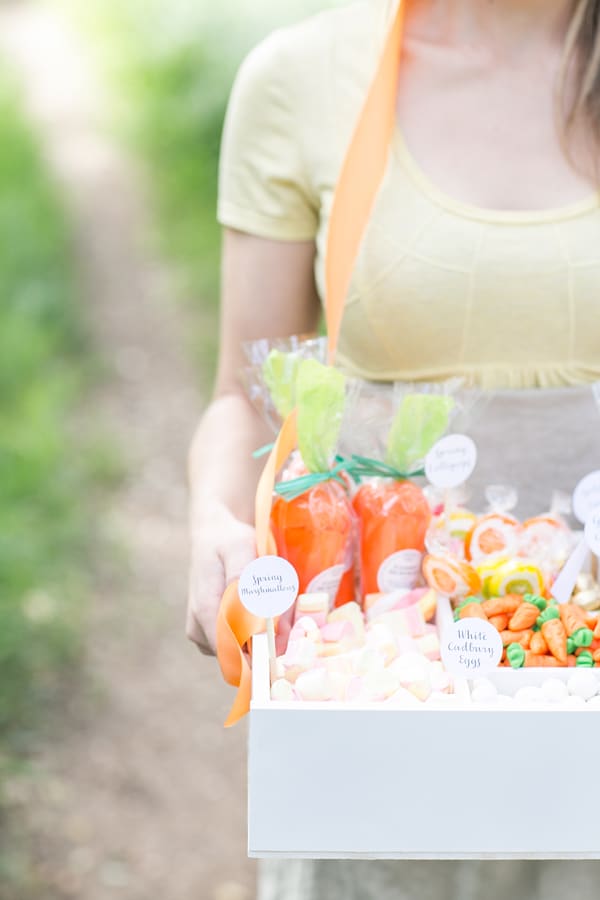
top-left (187, 501), bottom-right (257, 655)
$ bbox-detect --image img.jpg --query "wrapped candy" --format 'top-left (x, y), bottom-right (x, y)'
top-left (269, 358), bottom-right (356, 609)
top-left (351, 389), bottom-right (457, 599)
top-left (271, 481), bottom-right (355, 607)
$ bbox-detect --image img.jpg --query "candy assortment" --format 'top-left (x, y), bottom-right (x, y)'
top-left (271, 589), bottom-right (461, 706)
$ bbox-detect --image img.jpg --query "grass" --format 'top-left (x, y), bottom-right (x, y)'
top-left (0, 64), bottom-right (93, 795)
top-left (62, 0), bottom-right (343, 383)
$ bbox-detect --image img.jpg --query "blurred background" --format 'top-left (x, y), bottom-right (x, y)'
top-left (0, 1), bottom-right (341, 898)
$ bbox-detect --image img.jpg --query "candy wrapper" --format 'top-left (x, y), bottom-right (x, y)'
top-left (270, 360), bottom-right (356, 608)
top-left (242, 336), bottom-right (328, 433)
top-left (347, 383), bottom-right (461, 601)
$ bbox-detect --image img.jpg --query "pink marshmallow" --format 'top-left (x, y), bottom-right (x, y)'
top-left (391, 587), bottom-right (429, 610)
top-left (320, 620), bottom-right (355, 643)
top-left (403, 604), bottom-right (426, 637)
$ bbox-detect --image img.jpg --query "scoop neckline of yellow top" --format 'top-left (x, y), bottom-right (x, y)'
top-left (392, 130), bottom-right (600, 225)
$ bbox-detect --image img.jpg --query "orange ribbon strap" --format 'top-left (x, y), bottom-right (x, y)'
top-left (216, 411), bottom-right (298, 726)
top-left (217, 1), bottom-right (405, 725)
top-left (325, 0), bottom-right (405, 362)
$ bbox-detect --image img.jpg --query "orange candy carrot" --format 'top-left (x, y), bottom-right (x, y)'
top-left (508, 601), bottom-right (540, 631)
top-left (459, 602), bottom-right (489, 621)
top-left (559, 603), bottom-right (588, 636)
top-left (489, 614), bottom-right (508, 632)
top-left (524, 651), bottom-right (561, 667)
top-left (529, 631), bottom-right (548, 656)
top-left (353, 480), bottom-right (431, 598)
top-left (481, 595), bottom-right (521, 617)
top-left (500, 629), bottom-right (532, 649)
top-left (541, 618), bottom-right (568, 664)
top-left (270, 481), bottom-right (355, 608)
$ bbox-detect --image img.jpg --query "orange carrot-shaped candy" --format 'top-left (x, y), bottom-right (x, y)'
top-left (585, 615), bottom-right (598, 631)
top-left (500, 629), bottom-right (532, 649)
top-left (567, 654), bottom-right (578, 667)
top-left (524, 651), bottom-right (560, 667)
top-left (489, 614), bottom-right (508, 632)
top-left (530, 631), bottom-right (548, 656)
top-left (508, 601), bottom-right (540, 631)
top-left (594, 618), bottom-right (600, 640)
top-left (459, 602), bottom-right (489, 621)
top-left (593, 648), bottom-right (600, 665)
top-left (541, 618), bottom-right (568, 664)
top-left (481, 595), bottom-right (521, 618)
top-left (559, 603), bottom-right (588, 636)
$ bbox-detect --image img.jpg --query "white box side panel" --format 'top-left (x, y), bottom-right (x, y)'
top-left (248, 708), bottom-right (600, 858)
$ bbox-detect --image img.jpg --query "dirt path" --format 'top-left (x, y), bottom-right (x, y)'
top-left (0, 5), bottom-right (255, 899)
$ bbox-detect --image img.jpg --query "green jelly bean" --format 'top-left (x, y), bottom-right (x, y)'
top-left (507, 643), bottom-right (526, 669)
top-left (572, 627), bottom-right (594, 649)
top-left (537, 606), bottom-right (560, 627)
top-left (576, 651), bottom-right (594, 668)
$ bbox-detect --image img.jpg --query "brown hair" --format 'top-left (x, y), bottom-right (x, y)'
top-left (563, 0), bottom-right (600, 163)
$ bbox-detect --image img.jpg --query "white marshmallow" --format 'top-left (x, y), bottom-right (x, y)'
top-left (471, 679), bottom-right (498, 704)
top-left (352, 647), bottom-right (386, 676)
top-left (514, 686), bottom-right (544, 705)
top-left (567, 670), bottom-right (599, 701)
top-left (541, 678), bottom-right (569, 704)
top-left (270, 679), bottom-right (296, 702)
top-left (295, 668), bottom-right (334, 701)
top-left (361, 668), bottom-right (400, 701)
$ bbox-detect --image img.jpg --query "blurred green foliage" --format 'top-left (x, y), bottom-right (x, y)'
top-left (67, 0), bottom-right (342, 382)
top-left (0, 69), bottom-right (90, 758)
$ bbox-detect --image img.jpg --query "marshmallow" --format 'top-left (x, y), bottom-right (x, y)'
top-left (320, 620), bottom-right (355, 643)
top-left (294, 592), bottom-right (329, 627)
top-left (370, 610), bottom-right (410, 637)
top-left (541, 678), bottom-right (569, 704)
top-left (471, 679), bottom-right (498, 704)
top-left (416, 633), bottom-right (441, 661)
top-left (295, 668), bottom-right (334, 701)
top-left (365, 624), bottom-right (398, 664)
top-left (365, 590), bottom-right (409, 620)
top-left (360, 668), bottom-right (400, 701)
top-left (514, 686), bottom-right (544, 705)
top-left (327, 602), bottom-right (365, 642)
top-left (353, 647), bottom-right (386, 676)
top-left (567, 670), bottom-right (599, 701)
top-left (271, 679), bottom-right (296, 702)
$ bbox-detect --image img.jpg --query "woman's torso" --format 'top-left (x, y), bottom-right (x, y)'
top-left (261, 0), bottom-right (600, 388)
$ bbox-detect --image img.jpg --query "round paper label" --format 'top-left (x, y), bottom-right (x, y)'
top-left (425, 435), bottom-right (477, 489)
top-left (377, 549), bottom-right (422, 592)
top-left (584, 505), bottom-right (600, 556)
top-left (306, 564), bottom-right (346, 603)
top-left (441, 618), bottom-right (503, 676)
top-left (573, 471), bottom-right (600, 525)
top-left (238, 556), bottom-right (299, 618)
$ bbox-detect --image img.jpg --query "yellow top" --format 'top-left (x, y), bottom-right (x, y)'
top-left (218, 1), bottom-right (600, 389)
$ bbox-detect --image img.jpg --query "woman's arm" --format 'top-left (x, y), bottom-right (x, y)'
top-left (187, 229), bottom-right (320, 652)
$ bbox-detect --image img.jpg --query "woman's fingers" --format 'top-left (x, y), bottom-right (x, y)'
top-left (187, 515), bottom-right (257, 656)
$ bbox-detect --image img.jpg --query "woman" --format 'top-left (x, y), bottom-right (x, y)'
top-left (188, 0), bottom-right (600, 897)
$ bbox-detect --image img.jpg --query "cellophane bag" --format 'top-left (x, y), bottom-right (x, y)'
top-left (243, 339), bottom-right (358, 609)
top-left (342, 381), bottom-right (464, 601)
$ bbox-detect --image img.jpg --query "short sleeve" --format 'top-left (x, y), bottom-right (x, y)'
top-left (218, 31), bottom-right (320, 241)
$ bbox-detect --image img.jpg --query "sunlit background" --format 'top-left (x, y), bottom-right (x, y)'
top-left (0, 1), bottom-right (341, 898)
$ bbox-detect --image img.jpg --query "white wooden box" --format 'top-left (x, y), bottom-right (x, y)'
top-left (248, 633), bottom-right (600, 859)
